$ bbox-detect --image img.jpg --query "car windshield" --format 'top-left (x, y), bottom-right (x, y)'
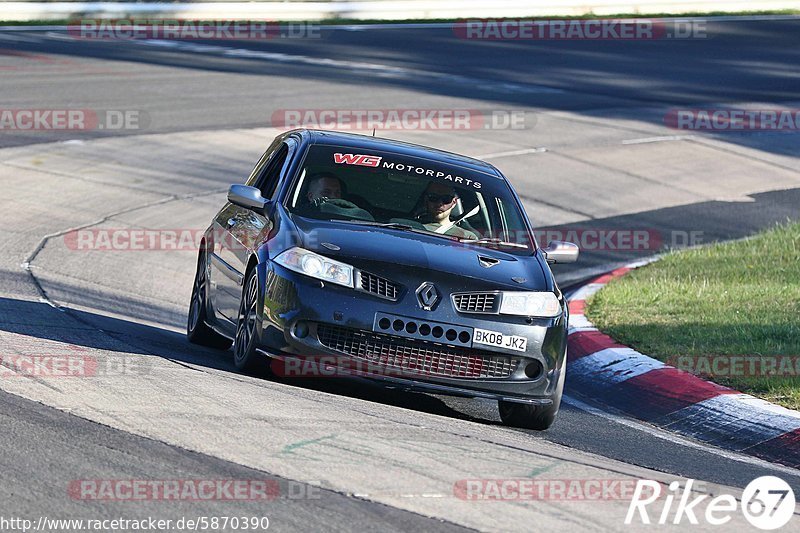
top-left (286, 144), bottom-right (534, 253)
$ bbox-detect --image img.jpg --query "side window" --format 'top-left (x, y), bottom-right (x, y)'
top-left (245, 137), bottom-right (284, 187)
top-left (497, 197), bottom-right (532, 247)
top-left (255, 144), bottom-right (289, 200)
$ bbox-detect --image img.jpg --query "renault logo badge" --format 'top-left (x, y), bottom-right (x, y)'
top-left (415, 282), bottom-right (439, 311)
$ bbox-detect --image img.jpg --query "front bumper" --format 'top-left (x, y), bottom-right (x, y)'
top-left (257, 263), bottom-right (568, 403)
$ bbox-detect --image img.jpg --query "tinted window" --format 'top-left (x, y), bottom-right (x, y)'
top-left (257, 144), bottom-right (289, 199)
top-left (245, 137), bottom-right (284, 188)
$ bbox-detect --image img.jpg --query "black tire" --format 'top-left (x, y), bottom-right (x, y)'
top-left (498, 368), bottom-right (565, 430)
top-left (498, 401), bottom-right (559, 430)
top-left (187, 249), bottom-right (232, 350)
top-left (233, 267), bottom-right (271, 375)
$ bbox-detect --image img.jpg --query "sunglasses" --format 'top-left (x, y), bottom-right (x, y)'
top-left (425, 193), bottom-right (456, 204)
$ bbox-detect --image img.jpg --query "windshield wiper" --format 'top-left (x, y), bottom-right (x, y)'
top-left (345, 220), bottom-right (465, 240)
top-left (345, 220), bottom-right (417, 231)
top-left (459, 237), bottom-right (529, 249)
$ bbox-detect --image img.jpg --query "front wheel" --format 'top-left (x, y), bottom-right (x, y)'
top-left (233, 267), bottom-right (270, 375)
top-left (498, 400), bottom-right (559, 430)
top-left (498, 368), bottom-right (565, 430)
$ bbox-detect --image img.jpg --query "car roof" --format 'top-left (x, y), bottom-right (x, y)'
top-left (290, 129), bottom-right (504, 179)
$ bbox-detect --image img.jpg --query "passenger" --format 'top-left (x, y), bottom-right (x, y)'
top-left (417, 183), bottom-right (478, 239)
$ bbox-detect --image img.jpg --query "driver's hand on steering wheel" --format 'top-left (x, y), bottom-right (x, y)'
top-left (312, 197), bottom-right (359, 209)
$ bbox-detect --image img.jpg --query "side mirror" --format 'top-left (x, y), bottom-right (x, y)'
top-left (542, 241), bottom-right (579, 264)
top-left (228, 184), bottom-right (269, 213)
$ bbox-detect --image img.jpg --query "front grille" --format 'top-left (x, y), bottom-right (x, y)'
top-left (453, 293), bottom-right (499, 313)
top-left (359, 271), bottom-right (399, 300)
top-left (317, 324), bottom-right (519, 379)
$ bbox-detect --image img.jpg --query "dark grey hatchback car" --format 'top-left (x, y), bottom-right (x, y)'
top-left (187, 129), bottom-right (578, 429)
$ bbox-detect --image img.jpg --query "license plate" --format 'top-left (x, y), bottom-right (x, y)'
top-left (473, 328), bottom-right (527, 352)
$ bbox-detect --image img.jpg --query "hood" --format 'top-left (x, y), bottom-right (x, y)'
top-left (290, 216), bottom-right (549, 291)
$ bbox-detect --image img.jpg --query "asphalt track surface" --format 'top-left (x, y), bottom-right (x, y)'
top-left (1, 19), bottom-right (800, 531)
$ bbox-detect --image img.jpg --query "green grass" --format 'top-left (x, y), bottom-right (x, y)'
top-left (2, 10), bottom-right (799, 26)
top-left (586, 221), bottom-right (800, 409)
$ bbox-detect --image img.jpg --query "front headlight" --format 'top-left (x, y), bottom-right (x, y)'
top-left (274, 247), bottom-right (354, 288)
top-left (499, 291), bottom-right (562, 318)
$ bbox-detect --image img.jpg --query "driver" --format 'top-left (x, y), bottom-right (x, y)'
top-left (306, 172), bottom-right (342, 203)
top-left (296, 172), bottom-right (373, 221)
top-left (417, 183), bottom-right (478, 239)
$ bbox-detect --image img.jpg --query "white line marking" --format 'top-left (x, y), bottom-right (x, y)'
top-left (622, 135), bottom-right (692, 145)
top-left (43, 31), bottom-right (77, 41)
top-left (568, 326), bottom-right (598, 335)
top-left (134, 39), bottom-right (562, 95)
top-left (680, 394), bottom-right (800, 432)
top-left (734, 394), bottom-right (800, 421)
top-left (567, 282), bottom-right (605, 302)
top-left (4, 15), bottom-right (800, 33)
top-left (562, 394), bottom-right (800, 477)
top-left (566, 313), bottom-right (594, 332)
top-left (569, 346), bottom-right (665, 384)
top-left (624, 257), bottom-right (660, 269)
top-left (477, 147), bottom-right (547, 159)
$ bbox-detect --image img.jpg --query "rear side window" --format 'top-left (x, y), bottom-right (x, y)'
top-left (256, 144), bottom-right (289, 200)
top-left (245, 137), bottom-right (284, 187)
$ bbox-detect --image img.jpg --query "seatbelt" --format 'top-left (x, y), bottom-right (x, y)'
top-left (435, 205), bottom-right (480, 234)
